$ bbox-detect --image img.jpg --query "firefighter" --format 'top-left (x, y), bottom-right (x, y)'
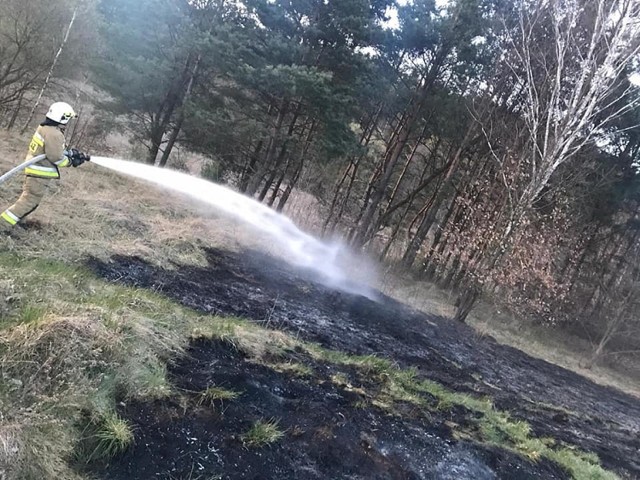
top-left (1, 102), bottom-right (90, 230)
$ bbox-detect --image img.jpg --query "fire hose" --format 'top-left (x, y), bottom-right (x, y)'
top-left (0, 154), bottom-right (47, 186)
top-left (0, 150), bottom-right (89, 186)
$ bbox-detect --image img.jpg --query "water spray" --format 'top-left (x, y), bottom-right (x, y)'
top-left (89, 157), bottom-right (376, 299)
top-left (0, 154), bottom-right (374, 297)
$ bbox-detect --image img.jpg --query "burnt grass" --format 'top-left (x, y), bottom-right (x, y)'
top-left (87, 248), bottom-right (640, 479)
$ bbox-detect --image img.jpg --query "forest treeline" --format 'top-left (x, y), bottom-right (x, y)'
top-left (1, 0), bottom-right (639, 369)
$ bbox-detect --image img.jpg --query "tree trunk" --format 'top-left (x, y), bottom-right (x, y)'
top-left (147, 122), bottom-right (164, 164)
top-left (351, 98), bottom-right (423, 247)
top-left (240, 140), bottom-right (264, 192)
top-left (276, 120), bottom-right (315, 212)
top-left (277, 159), bottom-right (302, 212)
top-left (323, 157), bottom-right (359, 234)
top-left (377, 139), bottom-right (448, 250)
top-left (159, 54), bottom-right (202, 168)
top-left (401, 141), bottom-right (467, 268)
top-left (423, 192), bottom-right (459, 278)
top-left (21, 8), bottom-right (78, 134)
top-left (322, 103), bottom-right (384, 234)
top-left (267, 153), bottom-right (291, 207)
top-left (454, 286), bottom-right (480, 323)
top-left (6, 89), bottom-right (25, 130)
top-left (361, 122), bottom-right (430, 244)
top-left (245, 98), bottom-right (289, 196)
top-left (585, 295), bottom-right (630, 369)
top-left (259, 143), bottom-right (289, 201)
top-left (258, 107), bottom-right (300, 201)
top-left (379, 143), bottom-right (445, 261)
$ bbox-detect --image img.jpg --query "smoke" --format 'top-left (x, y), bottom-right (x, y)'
top-left (91, 157), bottom-right (377, 299)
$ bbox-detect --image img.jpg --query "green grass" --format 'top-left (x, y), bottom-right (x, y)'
top-left (126, 361), bottom-right (173, 400)
top-left (330, 372), bottom-right (350, 386)
top-left (353, 399), bottom-right (369, 409)
top-left (546, 448), bottom-right (619, 480)
top-left (410, 377), bottom-right (494, 412)
top-left (302, 341), bottom-right (615, 479)
top-left (242, 419), bottom-right (285, 448)
top-left (381, 370), bottom-right (615, 479)
top-left (90, 374), bottom-right (120, 415)
top-left (0, 251), bottom-right (621, 480)
top-left (0, 253), bottom-right (190, 477)
top-left (86, 414), bottom-right (134, 461)
top-left (18, 304), bottom-right (46, 324)
top-left (0, 252), bottom-right (89, 285)
top-left (193, 315), bottom-right (618, 479)
top-left (199, 385), bottom-right (241, 407)
top-left (306, 345), bottom-right (395, 376)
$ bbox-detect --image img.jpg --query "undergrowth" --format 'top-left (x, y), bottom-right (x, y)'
top-left (83, 413), bottom-right (134, 462)
top-left (241, 419), bottom-right (285, 448)
top-left (0, 253), bottom-right (189, 478)
top-left (0, 251), bottom-right (619, 480)
top-left (199, 385), bottom-right (241, 408)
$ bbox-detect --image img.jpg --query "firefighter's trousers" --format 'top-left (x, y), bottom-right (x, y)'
top-left (1, 176), bottom-right (52, 227)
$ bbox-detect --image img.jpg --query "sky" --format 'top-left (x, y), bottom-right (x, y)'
top-left (383, 0), bottom-right (451, 30)
top-left (380, 1), bottom-right (640, 89)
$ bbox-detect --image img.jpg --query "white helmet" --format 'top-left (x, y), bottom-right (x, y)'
top-left (46, 102), bottom-right (76, 125)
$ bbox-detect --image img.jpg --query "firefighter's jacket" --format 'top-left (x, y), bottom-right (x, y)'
top-left (24, 125), bottom-right (71, 179)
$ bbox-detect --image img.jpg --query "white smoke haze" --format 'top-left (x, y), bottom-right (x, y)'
top-left (91, 156), bottom-right (378, 299)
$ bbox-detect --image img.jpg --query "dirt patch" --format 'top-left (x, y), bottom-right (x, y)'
top-left (88, 248), bottom-right (640, 478)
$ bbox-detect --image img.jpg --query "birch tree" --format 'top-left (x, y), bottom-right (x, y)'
top-left (451, 0), bottom-right (640, 322)
top-left (495, 0), bottom-right (640, 256)
top-left (20, 7), bottom-right (78, 134)
top-left (0, 0), bottom-right (75, 120)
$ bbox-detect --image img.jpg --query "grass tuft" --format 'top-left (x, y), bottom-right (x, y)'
top-left (193, 317), bottom-right (296, 359)
top-left (477, 410), bottom-right (614, 476)
top-left (352, 355), bottom-right (394, 376)
top-left (242, 419), bottom-right (285, 448)
top-left (547, 447), bottom-right (619, 480)
top-left (18, 304), bottom-right (46, 325)
top-left (199, 385), bottom-right (241, 407)
top-left (87, 414), bottom-right (134, 461)
top-left (125, 361), bottom-right (173, 400)
top-left (267, 361), bottom-right (313, 377)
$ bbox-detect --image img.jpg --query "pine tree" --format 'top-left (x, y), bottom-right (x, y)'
top-left (93, 0), bottom-right (193, 164)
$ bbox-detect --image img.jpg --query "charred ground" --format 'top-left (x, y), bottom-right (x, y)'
top-left (83, 247), bottom-right (640, 480)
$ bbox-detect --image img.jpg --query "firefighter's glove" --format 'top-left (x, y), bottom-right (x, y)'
top-left (69, 148), bottom-right (90, 168)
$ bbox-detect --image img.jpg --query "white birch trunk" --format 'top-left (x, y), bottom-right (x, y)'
top-left (20, 7), bottom-right (78, 134)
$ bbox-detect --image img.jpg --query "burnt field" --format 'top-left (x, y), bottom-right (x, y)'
top-left (87, 248), bottom-right (640, 479)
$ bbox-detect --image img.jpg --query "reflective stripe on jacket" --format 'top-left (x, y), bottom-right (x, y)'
top-left (24, 125), bottom-right (70, 179)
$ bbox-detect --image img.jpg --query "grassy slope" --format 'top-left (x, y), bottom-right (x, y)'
top-left (0, 132), bottom-right (622, 479)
